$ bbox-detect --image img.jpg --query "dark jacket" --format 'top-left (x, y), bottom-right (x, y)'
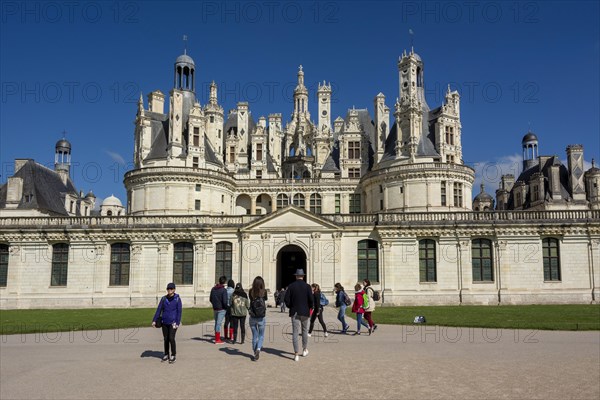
top-left (284, 279), bottom-right (314, 317)
top-left (153, 293), bottom-right (182, 325)
top-left (312, 291), bottom-right (323, 311)
top-left (335, 290), bottom-right (347, 308)
top-left (210, 284), bottom-right (229, 311)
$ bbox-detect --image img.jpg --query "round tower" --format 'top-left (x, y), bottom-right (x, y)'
top-left (54, 137), bottom-right (71, 174)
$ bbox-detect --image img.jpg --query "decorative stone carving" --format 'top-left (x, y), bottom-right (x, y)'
top-left (311, 232), bottom-right (321, 239)
top-left (261, 233), bottom-right (271, 240)
top-left (332, 232), bottom-right (342, 239)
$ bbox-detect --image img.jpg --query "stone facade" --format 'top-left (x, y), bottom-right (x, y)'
top-left (1, 49), bottom-right (599, 309)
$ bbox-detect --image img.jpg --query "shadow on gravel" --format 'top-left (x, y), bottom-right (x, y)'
top-left (191, 335), bottom-right (214, 343)
top-left (140, 350), bottom-right (164, 359)
top-left (218, 347), bottom-right (254, 360)
top-left (261, 347), bottom-right (295, 360)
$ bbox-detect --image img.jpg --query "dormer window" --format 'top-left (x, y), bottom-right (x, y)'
top-left (24, 194), bottom-right (33, 203)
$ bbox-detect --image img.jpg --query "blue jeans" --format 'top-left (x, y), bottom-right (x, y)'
top-left (214, 309), bottom-right (226, 333)
top-left (338, 305), bottom-right (348, 330)
top-left (356, 313), bottom-right (363, 333)
top-left (249, 316), bottom-right (266, 352)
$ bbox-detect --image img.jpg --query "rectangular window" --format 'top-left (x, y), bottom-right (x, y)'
top-left (51, 243), bottom-right (69, 286)
top-left (195, 184), bottom-right (201, 192)
top-left (209, 116), bottom-right (214, 123)
top-left (441, 181), bottom-right (447, 206)
top-left (532, 185), bottom-right (539, 202)
top-left (221, 195), bottom-right (225, 203)
top-left (358, 240), bottom-right (379, 283)
top-left (193, 127), bottom-right (200, 146)
top-left (110, 243), bottom-right (130, 286)
top-left (379, 185), bottom-right (383, 193)
top-left (349, 194), bottom-right (361, 214)
top-left (515, 191), bottom-right (522, 207)
top-left (380, 199), bottom-right (384, 210)
top-left (453, 183), bottom-right (463, 208)
top-left (445, 126), bottom-right (454, 145)
top-left (229, 147), bottom-right (236, 163)
top-left (193, 157), bottom-right (199, 168)
top-left (348, 168), bottom-right (361, 179)
top-left (348, 141), bottom-right (361, 159)
top-left (195, 200), bottom-right (201, 210)
top-left (472, 239), bottom-right (493, 282)
top-left (419, 239), bottom-right (436, 282)
top-left (218, 129), bottom-right (221, 138)
top-left (256, 144), bottom-right (263, 161)
top-left (446, 155), bottom-right (455, 163)
top-left (543, 238), bottom-right (561, 281)
top-left (215, 242), bottom-right (232, 282)
top-left (173, 242), bottom-right (194, 285)
top-left (0, 245), bottom-right (8, 287)
top-left (256, 170), bottom-right (262, 179)
top-left (335, 194), bottom-right (341, 214)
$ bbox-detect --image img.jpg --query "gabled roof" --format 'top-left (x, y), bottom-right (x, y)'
top-left (0, 160), bottom-right (78, 215)
top-left (241, 205), bottom-right (340, 232)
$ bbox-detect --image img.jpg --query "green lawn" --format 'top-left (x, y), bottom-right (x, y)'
top-left (0, 308), bottom-right (214, 335)
top-left (347, 305), bottom-right (600, 331)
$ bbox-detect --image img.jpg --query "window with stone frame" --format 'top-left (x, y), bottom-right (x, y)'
top-left (349, 194), bottom-right (361, 214)
top-left (348, 168), bottom-right (361, 179)
top-left (472, 239), bottom-right (493, 282)
top-left (0, 244), bottom-right (8, 287)
top-left (256, 170), bottom-right (262, 180)
top-left (110, 243), bottom-right (130, 286)
top-left (256, 143), bottom-right (263, 161)
top-left (277, 193), bottom-right (289, 208)
top-left (309, 193), bottom-right (322, 214)
top-left (293, 193), bottom-right (305, 207)
top-left (193, 127), bottom-right (200, 146)
top-left (419, 239), bottom-right (436, 282)
top-left (195, 200), bottom-right (201, 210)
top-left (215, 241), bottom-right (232, 282)
top-left (348, 141), bottom-right (361, 159)
top-left (192, 157), bottom-right (199, 168)
top-left (51, 243), bottom-right (69, 286)
top-left (532, 185), bottom-right (539, 202)
top-left (358, 239), bottom-right (379, 283)
top-left (445, 126), bottom-right (454, 145)
top-left (335, 194), bottom-right (341, 214)
top-left (229, 147), bottom-right (236, 163)
top-left (441, 181), bottom-right (447, 206)
top-left (173, 242), bottom-right (194, 285)
top-left (542, 238), bottom-right (561, 281)
top-left (453, 183), bottom-right (463, 207)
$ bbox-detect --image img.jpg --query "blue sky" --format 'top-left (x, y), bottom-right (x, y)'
top-left (1, 1), bottom-right (599, 205)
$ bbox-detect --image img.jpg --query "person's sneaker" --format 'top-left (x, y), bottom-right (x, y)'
top-left (254, 349), bottom-right (260, 360)
top-left (368, 327), bottom-right (372, 335)
top-left (324, 332), bottom-right (329, 337)
top-left (169, 356), bottom-right (176, 364)
top-left (373, 324), bottom-right (378, 332)
top-left (161, 354), bottom-right (169, 362)
top-left (307, 332), bottom-right (312, 337)
top-left (294, 354), bottom-right (299, 362)
top-left (302, 349), bottom-right (309, 357)
top-left (353, 331), bottom-right (361, 336)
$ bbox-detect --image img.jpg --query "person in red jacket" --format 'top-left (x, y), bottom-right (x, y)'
top-left (351, 283), bottom-right (366, 335)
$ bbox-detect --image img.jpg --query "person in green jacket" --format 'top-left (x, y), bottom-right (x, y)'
top-left (230, 283), bottom-right (250, 344)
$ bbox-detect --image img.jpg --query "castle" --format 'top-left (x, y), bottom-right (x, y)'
top-left (0, 49), bottom-right (598, 309)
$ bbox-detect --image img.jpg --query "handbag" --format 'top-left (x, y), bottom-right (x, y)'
top-left (155, 319), bottom-right (162, 328)
top-left (154, 296), bottom-right (165, 328)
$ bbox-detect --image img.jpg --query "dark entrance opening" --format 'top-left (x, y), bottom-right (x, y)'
top-left (277, 245), bottom-right (307, 290)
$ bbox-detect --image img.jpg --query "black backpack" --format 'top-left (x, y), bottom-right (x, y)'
top-left (249, 296), bottom-right (266, 318)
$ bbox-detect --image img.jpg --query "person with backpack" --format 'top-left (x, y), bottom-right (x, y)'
top-left (334, 282), bottom-right (351, 334)
top-left (279, 287), bottom-right (287, 313)
top-left (209, 276), bottom-right (229, 344)
top-left (361, 278), bottom-right (378, 334)
top-left (230, 283), bottom-right (250, 344)
top-left (351, 282), bottom-right (366, 335)
top-left (248, 276), bottom-right (268, 361)
top-left (284, 269), bottom-right (314, 362)
top-left (308, 283), bottom-right (329, 337)
top-left (223, 279), bottom-right (235, 341)
top-left (152, 282), bottom-right (182, 364)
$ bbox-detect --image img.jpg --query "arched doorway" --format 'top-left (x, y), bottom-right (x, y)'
top-left (277, 245), bottom-right (307, 290)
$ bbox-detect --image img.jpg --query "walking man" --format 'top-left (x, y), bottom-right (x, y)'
top-left (284, 269), bottom-right (314, 362)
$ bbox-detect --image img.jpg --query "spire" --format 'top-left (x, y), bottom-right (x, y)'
top-left (209, 81), bottom-right (218, 105)
top-left (480, 183), bottom-right (485, 193)
top-left (297, 65), bottom-right (304, 86)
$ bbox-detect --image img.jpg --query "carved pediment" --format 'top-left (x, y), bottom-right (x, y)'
top-left (242, 206), bottom-right (339, 232)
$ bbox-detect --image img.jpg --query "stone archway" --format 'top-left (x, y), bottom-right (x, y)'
top-left (277, 244), bottom-right (307, 290)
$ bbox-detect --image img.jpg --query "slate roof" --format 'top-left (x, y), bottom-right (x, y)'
top-left (0, 160), bottom-right (78, 216)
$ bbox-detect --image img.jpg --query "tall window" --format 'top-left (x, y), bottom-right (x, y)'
top-left (445, 126), bottom-right (454, 145)
top-left (277, 194), bottom-right (289, 208)
top-left (256, 144), bottom-right (263, 161)
top-left (110, 243), bottom-right (130, 286)
top-left (256, 170), bottom-right (262, 180)
top-left (349, 194), bottom-right (361, 214)
top-left (358, 240), bottom-right (379, 282)
top-left (195, 200), bottom-right (201, 210)
top-left (348, 168), bottom-right (361, 179)
top-left (193, 127), bottom-right (200, 146)
top-left (419, 239), bottom-right (436, 282)
top-left (472, 239), bottom-right (493, 282)
top-left (542, 238), bottom-right (561, 281)
top-left (293, 193), bottom-right (305, 207)
top-left (348, 141), bottom-right (360, 159)
top-left (532, 185), bottom-right (539, 202)
top-left (229, 147), bottom-right (236, 163)
top-left (453, 183), bottom-right (463, 207)
top-left (441, 181), bottom-right (447, 206)
top-left (309, 193), bottom-right (322, 214)
top-left (51, 243), bottom-right (69, 286)
top-left (0, 244), bottom-right (8, 287)
top-left (335, 194), bottom-right (341, 214)
top-left (173, 242), bottom-right (194, 285)
top-left (192, 157), bottom-right (199, 168)
top-left (216, 241), bottom-right (233, 282)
